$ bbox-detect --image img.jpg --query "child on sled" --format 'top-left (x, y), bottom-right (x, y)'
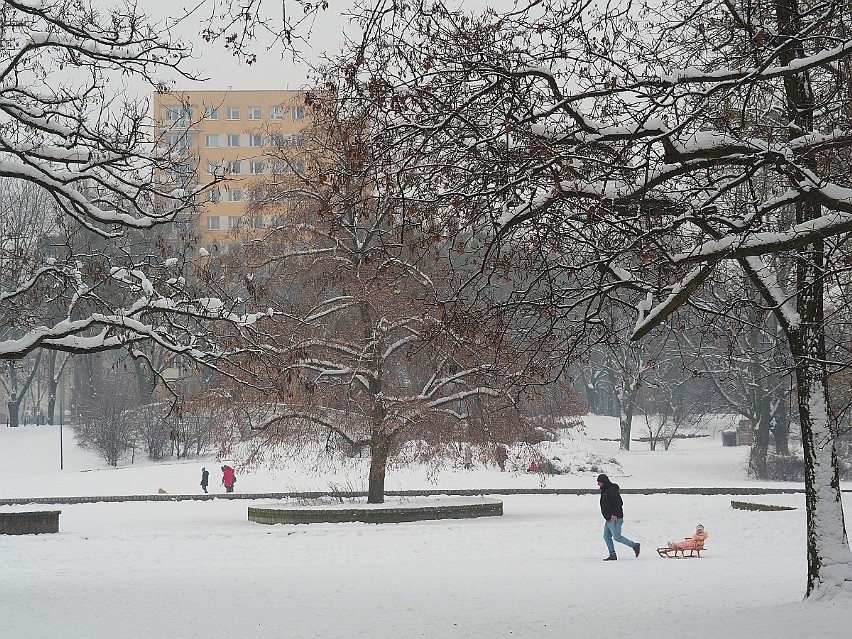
top-left (667, 523), bottom-right (708, 550)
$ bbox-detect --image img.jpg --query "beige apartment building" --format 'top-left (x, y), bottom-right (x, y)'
top-left (152, 89), bottom-right (309, 245)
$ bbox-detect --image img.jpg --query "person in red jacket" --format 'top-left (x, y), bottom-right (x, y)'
top-left (221, 465), bottom-right (236, 493)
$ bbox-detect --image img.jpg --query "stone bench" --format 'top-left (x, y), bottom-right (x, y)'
top-left (0, 510), bottom-right (61, 535)
top-left (248, 498), bottom-right (503, 525)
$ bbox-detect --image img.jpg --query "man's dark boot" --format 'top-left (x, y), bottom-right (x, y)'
top-left (603, 554), bottom-right (617, 561)
top-left (633, 543), bottom-right (641, 557)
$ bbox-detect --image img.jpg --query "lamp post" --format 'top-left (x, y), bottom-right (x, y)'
top-left (59, 397), bottom-right (64, 470)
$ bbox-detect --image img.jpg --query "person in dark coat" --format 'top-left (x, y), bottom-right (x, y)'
top-left (597, 473), bottom-right (640, 561)
top-left (200, 467), bottom-right (209, 493)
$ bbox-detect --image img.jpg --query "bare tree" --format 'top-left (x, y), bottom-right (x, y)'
top-left (74, 353), bottom-right (141, 466)
top-left (325, 0), bottom-right (852, 598)
top-left (701, 306), bottom-right (794, 476)
top-left (639, 371), bottom-right (716, 452)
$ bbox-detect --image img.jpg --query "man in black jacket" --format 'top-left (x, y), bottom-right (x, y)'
top-left (598, 473), bottom-right (640, 561)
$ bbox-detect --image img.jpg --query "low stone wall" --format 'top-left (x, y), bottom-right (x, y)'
top-left (0, 487), bottom-right (820, 507)
top-left (0, 510), bottom-right (61, 534)
top-left (731, 500), bottom-right (796, 512)
top-left (248, 498), bottom-right (503, 525)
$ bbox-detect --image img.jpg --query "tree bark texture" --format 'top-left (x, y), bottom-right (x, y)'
top-left (792, 340), bottom-right (852, 598)
top-left (368, 431), bottom-right (391, 504)
top-left (618, 380), bottom-right (640, 451)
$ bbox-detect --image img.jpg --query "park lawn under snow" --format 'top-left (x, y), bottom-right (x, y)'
top-left (1, 414), bottom-right (850, 638)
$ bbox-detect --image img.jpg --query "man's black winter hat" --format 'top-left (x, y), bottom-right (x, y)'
top-left (597, 473), bottom-right (609, 484)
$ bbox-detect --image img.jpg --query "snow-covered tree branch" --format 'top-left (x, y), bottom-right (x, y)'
top-left (0, 2), bottom-right (253, 373)
top-left (332, 0), bottom-right (852, 598)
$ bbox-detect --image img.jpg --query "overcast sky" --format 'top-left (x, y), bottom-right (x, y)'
top-left (137, 1), bottom-right (353, 95)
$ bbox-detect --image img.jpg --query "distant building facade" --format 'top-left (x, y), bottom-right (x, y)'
top-left (152, 89), bottom-right (308, 245)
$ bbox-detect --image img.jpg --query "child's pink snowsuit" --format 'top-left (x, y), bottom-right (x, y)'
top-left (671, 527), bottom-right (708, 550)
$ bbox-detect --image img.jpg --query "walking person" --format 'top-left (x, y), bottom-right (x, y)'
top-left (597, 473), bottom-right (640, 561)
top-left (200, 467), bottom-right (209, 493)
top-left (221, 464), bottom-right (235, 493)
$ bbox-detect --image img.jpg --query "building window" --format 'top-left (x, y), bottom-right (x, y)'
top-left (164, 106), bottom-right (191, 121)
top-left (228, 189), bottom-right (243, 202)
top-left (288, 134), bottom-right (305, 147)
top-left (227, 161), bottom-right (241, 175)
top-left (228, 216), bottom-right (241, 229)
top-left (164, 133), bottom-right (192, 154)
top-left (269, 105), bottom-right (284, 120)
top-left (269, 133), bottom-right (284, 147)
top-left (248, 106), bottom-right (262, 120)
top-left (249, 161), bottom-right (264, 175)
top-left (206, 188), bottom-right (221, 203)
top-left (249, 133), bottom-right (263, 147)
top-left (206, 161), bottom-right (221, 176)
top-left (204, 107), bottom-right (219, 120)
top-left (251, 216), bottom-right (263, 229)
top-left (227, 134), bottom-right (240, 147)
top-left (205, 134), bottom-right (219, 148)
top-left (227, 106), bottom-right (240, 120)
top-left (291, 105), bottom-right (305, 120)
top-left (164, 106), bottom-right (192, 129)
top-left (173, 161), bottom-right (194, 176)
top-left (207, 216), bottom-right (221, 230)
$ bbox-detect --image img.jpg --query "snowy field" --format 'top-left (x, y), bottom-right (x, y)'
top-left (1, 415), bottom-right (850, 638)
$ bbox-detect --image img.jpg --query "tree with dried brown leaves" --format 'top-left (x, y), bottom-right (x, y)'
top-left (213, 85), bottom-right (585, 502)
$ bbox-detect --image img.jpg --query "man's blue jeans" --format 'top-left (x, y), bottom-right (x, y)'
top-left (603, 517), bottom-right (636, 555)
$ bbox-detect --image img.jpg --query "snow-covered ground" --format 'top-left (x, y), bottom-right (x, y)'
top-left (1, 415), bottom-right (850, 638)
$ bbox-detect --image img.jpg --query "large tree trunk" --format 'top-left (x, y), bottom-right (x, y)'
top-left (617, 377), bottom-right (640, 451)
top-left (133, 357), bottom-right (156, 399)
top-left (749, 393), bottom-right (772, 480)
top-left (772, 0), bottom-right (852, 598)
top-left (773, 400), bottom-right (790, 455)
top-left (367, 431), bottom-right (392, 504)
top-left (786, 198), bottom-right (851, 596)
top-left (7, 395), bottom-right (20, 427)
top-left (793, 346), bottom-right (852, 598)
top-left (606, 368), bottom-right (618, 416)
top-left (577, 368), bottom-right (600, 414)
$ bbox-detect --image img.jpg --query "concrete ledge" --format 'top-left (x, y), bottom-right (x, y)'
top-left (0, 487), bottom-right (830, 507)
top-left (248, 497), bottom-right (503, 525)
top-left (0, 510), bottom-right (61, 534)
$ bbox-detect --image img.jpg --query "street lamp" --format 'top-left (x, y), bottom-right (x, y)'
top-left (60, 397), bottom-right (64, 470)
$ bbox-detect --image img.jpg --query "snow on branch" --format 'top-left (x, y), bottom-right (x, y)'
top-left (649, 38), bottom-right (852, 86)
top-left (673, 209), bottom-right (852, 264)
top-left (631, 265), bottom-right (715, 341)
